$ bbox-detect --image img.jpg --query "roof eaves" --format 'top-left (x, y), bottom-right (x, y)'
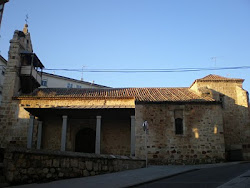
top-left (198, 79), bottom-right (244, 82)
top-left (20, 51), bottom-right (44, 68)
top-left (0, 55), bottom-right (7, 65)
top-left (135, 100), bottom-right (221, 104)
top-left (13, 96), bottom-right (136, 100)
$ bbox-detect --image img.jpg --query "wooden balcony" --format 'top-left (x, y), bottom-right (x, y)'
top-left (20, 51), bottom-right (44, 94)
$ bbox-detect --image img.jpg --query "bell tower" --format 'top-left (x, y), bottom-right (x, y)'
top-left (0, 25), bottom-right (44, 148)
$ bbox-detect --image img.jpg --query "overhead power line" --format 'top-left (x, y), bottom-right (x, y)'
top-left (1, 65), bottom-right (250, 73)
top-left (43, 66), bottom-right (250, 73)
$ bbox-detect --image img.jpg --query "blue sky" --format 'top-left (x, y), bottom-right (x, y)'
top-left (1, 0), bottom-right (250, 91)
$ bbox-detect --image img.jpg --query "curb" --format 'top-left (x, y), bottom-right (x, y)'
top-left (125, 168), bottom-right (199, 187)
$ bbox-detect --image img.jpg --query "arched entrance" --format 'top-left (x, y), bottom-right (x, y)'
top-left (75, 128), bottom-right (95, 153)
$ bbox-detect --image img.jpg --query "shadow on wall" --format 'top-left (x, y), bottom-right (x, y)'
top-left (208, 89), bottom-right (250, 161)
top-left (0, 148), bottom-right (4, 162)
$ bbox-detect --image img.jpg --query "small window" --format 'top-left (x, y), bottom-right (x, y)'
top-left (67, 83), bottom-right (73, 88)
top-left (175, 118), bottom-right (183, 135)
top-left (41, 80), bottom-right (47, 86)
top-left (76, 85), bottom-right (82, 88)
top-left (1, 70), bottom-right (5, 75)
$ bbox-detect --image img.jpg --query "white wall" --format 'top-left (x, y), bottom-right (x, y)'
top-left (40, 73), bottom-right (106, 89)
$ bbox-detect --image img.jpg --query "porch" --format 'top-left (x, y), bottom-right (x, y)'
top-left (25, 107), bottom-right (136, 156)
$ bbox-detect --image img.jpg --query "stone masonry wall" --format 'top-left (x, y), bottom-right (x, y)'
top-left (101, 118), bottom-right (131, 155)
top-left (0, 98), bottom-right (39, 149)
top-left (135, 103), bottom-right (225, 164)
top-left (0, 30), bottom-right (32, 148)
top-left (41, 116), bottom-right (131, 156)
top-left (3, 148), bottom-right (145, 185)
top-left (0, 28), bottom-right (36, 149)
top-left (190, 81), bottom-right (250, 160)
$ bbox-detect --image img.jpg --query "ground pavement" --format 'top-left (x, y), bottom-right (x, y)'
top-left (9, 162), bottom-right (248, 188)
top-left (217, 168), bottom-right (250, 188)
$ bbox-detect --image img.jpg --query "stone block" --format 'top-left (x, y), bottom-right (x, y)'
top-left (73, 167), bottom-right (81, 174)
top-left (58, 172), bottom-right (64, 177)
top-left (27, 168), bottom-right (35, 174)
top-left (6, 171), bottom-right (14, 182)
top-left (109, 166), bottom-right (114, 172)
top-left (85, 161), bottom-right (93, 171)
top-left (50, 168), bottom-right (56, 173)
top-left (61, 158), bottom-right (70, 168)
top-left (102, 165), bottom-right (108, 171)
top-left (7, 162), bottom-right (15, 171)
top-left (20, 169), bottom-right (27, 174)
top-left (45, 159), bottom-right (52, 167)
top-left (43, 168), bottom-right (49, 174)
top-left (46, 173), bottom-right (52, 178)
top-left (93, 163), bottom-right (98, 171)
top-left (4, 152), bottom-right (13, 159)
top-left (70, 159), bottom-right (78, 168)
top-left (79, 161), bottom-right (85, 169)
top-left (83, 170), bottom-right (89, 177)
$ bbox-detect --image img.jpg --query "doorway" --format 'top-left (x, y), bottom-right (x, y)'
top-left (75, 128), bottom-right (96, 153)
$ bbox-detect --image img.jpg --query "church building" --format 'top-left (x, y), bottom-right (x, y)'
top-left (0, 25), bottom-right (249, 165)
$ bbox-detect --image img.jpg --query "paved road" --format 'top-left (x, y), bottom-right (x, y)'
top-left (135, 163), bottom-right (250, 188)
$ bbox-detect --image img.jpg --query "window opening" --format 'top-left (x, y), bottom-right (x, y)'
top-left (67, 83), bottom-right (73, 88)
top-left (175, 118), bottom-right (183, 135)
top-left (41, 80), bottom-right (47, 86)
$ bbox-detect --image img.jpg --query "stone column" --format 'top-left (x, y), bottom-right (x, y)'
top-left (61, 115), bottom-right (68, 151)
top-left (37, 121), bottom-right (43, 149)
top-left (130, 116), bottom-right (136, 156)
top-left (95, 116), bottom-right (101, 154)
top-left (27, 115), bottom-right (34, 149)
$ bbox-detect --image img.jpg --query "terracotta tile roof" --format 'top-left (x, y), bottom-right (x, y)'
top-left (189, 74), bottom-right (244, 88)
top-left (197, 74), bottom-right (244, 82)
top-left (17, 88), bottom-right (215, 103)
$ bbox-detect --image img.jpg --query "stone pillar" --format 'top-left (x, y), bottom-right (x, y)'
top-left (95, 116), bottom-right (101, 154)
top-left (37, 121), bottom-right (43, 149)
top-left (61, 115), bottom-right (68, 151)
top-left (27, 115), bottom-right (34, 149)
top-left (130, 116), bottom-right (136, 156)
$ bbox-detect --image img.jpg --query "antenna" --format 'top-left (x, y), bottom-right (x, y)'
top-left (81, 65), bottom-right (86, 81)
top-left (25, 14), bottom-right (29, 24)
top-left (0, 34), bottom-right (1, 54)
top-left (211, 57), bottom-right (218, 67)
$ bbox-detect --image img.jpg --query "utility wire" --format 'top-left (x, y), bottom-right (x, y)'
top-left (1, 65), bottom-right (250, 73)
top-left (43, 66), bottom-right (250, 73)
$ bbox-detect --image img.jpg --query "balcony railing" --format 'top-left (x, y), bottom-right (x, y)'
top-left (20, 65), bottom-right (42, 85)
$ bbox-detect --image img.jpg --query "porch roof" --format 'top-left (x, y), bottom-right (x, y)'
top-left (16, 87), bottom-right (216, 103)
top-left (42, 105), bottom-right (135, 109)
top-left (24, 107), bottom-right (135, 119)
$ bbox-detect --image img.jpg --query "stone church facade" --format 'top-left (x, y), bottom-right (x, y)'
top-left (0, 26), bottom-right (249, 165)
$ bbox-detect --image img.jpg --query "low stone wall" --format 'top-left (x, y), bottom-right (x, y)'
top-left (3, 148), bottom-right (145, 185)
